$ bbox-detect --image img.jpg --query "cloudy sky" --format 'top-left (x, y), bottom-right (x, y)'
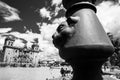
top-left (0, 0), bottom-right (120, 60)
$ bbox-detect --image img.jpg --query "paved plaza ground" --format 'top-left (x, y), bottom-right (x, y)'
top-left (0, 67), bottom-right (62, 80)
top-left (0, 67), bottom-right (120, 80)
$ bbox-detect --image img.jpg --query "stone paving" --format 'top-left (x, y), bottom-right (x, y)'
top-left (0, 67), bottom-right (119, 80)
top-left (0, 67), bottom-right (62, 80)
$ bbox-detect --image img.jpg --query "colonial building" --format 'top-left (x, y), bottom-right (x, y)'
top-left (3, 37), bottom-right (40, 66)
top-left (3, 37), bottom-right (16, 64)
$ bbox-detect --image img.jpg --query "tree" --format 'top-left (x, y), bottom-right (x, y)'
top-left (107, 32), bottom-right (120, 67)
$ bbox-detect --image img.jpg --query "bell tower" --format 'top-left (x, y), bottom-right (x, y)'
top-left (32, 43), bottom-right (39, 52)
top-left (4, 36), bottom-right (15, 47)
top-left (32, 43), bottom-right (39, 66)
top-left (3, 36), bottom-right (15, 64)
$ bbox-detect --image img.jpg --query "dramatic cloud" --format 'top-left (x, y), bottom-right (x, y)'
top-left (0, 28), bottom-right (12, 33)
top-left (51, 0), bottom-right (62, 6)
top-left (52, 17), bottom-right (66, 24)
top-left (40, 22), bottom-right (58, 41)
top-left (51, 0), bottom-right (65, 18)
top-left (13, 39), bottom-right (25, 48)
top-left (96, 1), bottom-right (120, 37)
top-left (40, 7), bottom-right (51, 20)
top-left (0, 36), bottom-right (6, 49)
top-left (0, 1), bottom-right (20, 22)
top-left (9, 31), bottom-right (42, 43)
top-left (52, 4), bottom-right (65, 17)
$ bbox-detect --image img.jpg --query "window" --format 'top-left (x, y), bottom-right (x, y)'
top-left (6, 40), bottom-right (13, 46)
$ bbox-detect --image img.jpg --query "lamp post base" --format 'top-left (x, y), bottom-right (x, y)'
top-left (68, 60), bottom-right (104, 80)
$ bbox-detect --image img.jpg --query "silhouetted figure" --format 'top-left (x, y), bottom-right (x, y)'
top-left (61, 67), bottom-right (66, 77)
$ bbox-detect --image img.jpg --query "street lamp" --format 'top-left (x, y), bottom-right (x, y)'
top-left (52, 0), bottom-right (114, 80)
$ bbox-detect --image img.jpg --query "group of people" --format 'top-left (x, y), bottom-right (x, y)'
top-left (102, 33), bottom-right (120, 71)
top-left (60, 66), bottom-right (73, 80)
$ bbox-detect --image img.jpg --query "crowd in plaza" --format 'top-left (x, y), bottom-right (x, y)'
top-left (103, 33), bottom-right (120, 70)
top-left (101, 32), bottom-right (120, 79)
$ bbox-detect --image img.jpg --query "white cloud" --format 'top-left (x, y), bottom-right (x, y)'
top-left (0, 36), bottom-right (6, 49)
top-left (40, 22), bottom-right (59, 41)
top-left (0, 1), bottom-right (21, 22)
top-left (52, 17), bottom-right (66, 24)
top-left (13, 39), bottom-right (25, 48)
top-left (0, 28), bottom-right (12, 33)
top-left (4, 10), bottom-right (20, 22)
top-left (38, 22), bottom-right (63, 57)
top-left (53, 4), bottom-right (65, 16)
top-left (51, 0), bottom-right (62, 6)
top-left (96, 1), bottom-right (120, 37)
top-left (39, 7), bottom-right (51, 20)
top-left (51, 0), bottom-right (65, 17)
top-left (9, 31), bottom-right (42, 42)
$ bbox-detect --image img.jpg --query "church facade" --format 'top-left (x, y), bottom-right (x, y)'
top-left (3, 37), bottom-right (40, 66)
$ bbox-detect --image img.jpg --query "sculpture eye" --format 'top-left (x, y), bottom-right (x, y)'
top-left (57, 24), bottom-right (66, 33)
